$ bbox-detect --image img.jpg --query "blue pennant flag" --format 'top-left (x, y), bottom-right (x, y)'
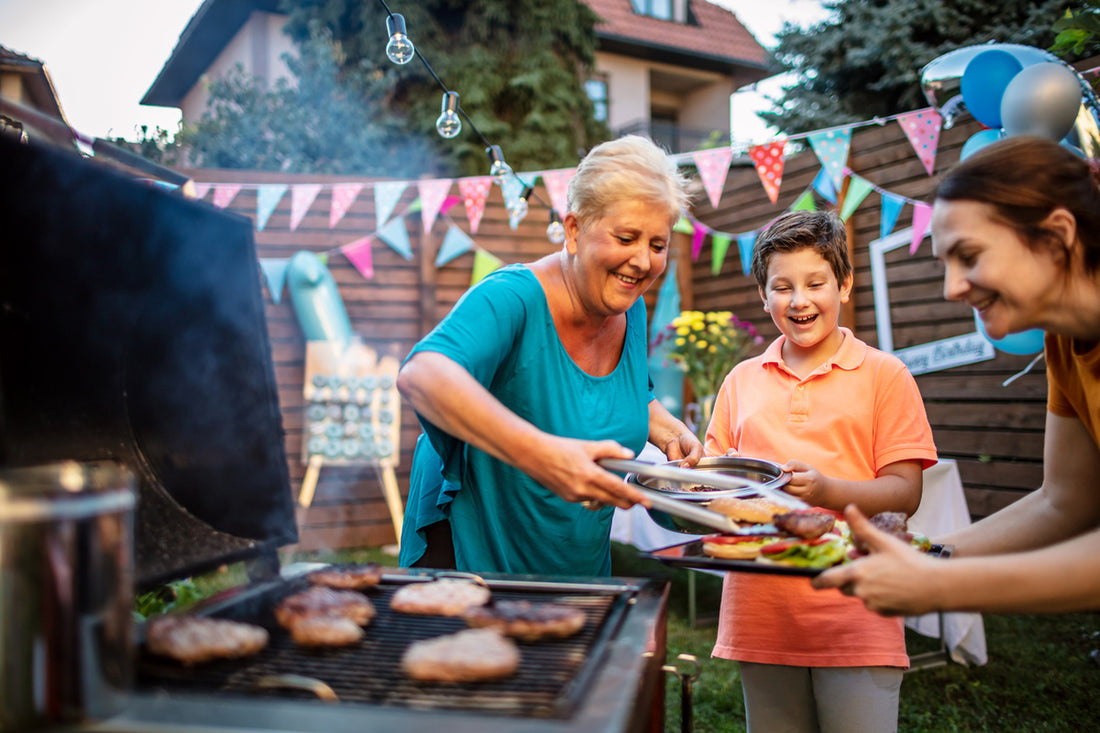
top-left (377, 217), bottom-right (412, 260)
top-left (259, 258), bottom-right (289, 303)
top-left (880, 192), bottom-right (906, 240)
top-left (435, 224), bottom-right (475, 267)
top-left (738, 232), bottom-right (757, 276)
top-left (812, 167), bottom-right (837, 204)
top-left (374, 181), bottom-right (406, 228)
top-left (256, 184), bottom-right (287, 231)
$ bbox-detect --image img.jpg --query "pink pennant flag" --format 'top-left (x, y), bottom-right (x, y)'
top-left (440, 194), bottom-right (462, 215)
top-left (329, 183), bottom-right (363, 229)
top-left (418, 179), bottom-right (453, 233)
top-left (897, 108), bottom-right (943, 176)
top-left (212, 183), bottom-right (242, 209)
top-left (541, 168), bottom-right (574, 218)
top-left (691, 222), bottom-right (708, 261)
top-left (692, 147), bottom-right (734, 208)
top-left (288, 184), bottom-right (322, 231)
top-left (341, 236), bottom-right (374, 279)
top-left (458, 176), bottom-right (493, 235)
top-left (910, 202), bottom-right (934, 254)
top-left (191, 182), bottom-right (211, 200)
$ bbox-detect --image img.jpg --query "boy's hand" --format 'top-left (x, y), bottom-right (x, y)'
top-left (779, 460), bottom-right (828, 506)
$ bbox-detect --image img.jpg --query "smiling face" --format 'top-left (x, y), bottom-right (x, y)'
top-left (760, 247), bottom-right (852, 367)
top-left (931, 199), bottom-right (1067, 340)
top-left (564, 198), bottom-right (672, 317)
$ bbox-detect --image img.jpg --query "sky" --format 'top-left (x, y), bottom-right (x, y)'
top-left (0, 0), bottom-right (830, 143)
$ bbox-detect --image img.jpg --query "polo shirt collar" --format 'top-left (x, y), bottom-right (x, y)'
top-left (760, 327), bottom-right (867, 373)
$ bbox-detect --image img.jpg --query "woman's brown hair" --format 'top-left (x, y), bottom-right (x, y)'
top-left (934, 135), bottom-right (1100, 273)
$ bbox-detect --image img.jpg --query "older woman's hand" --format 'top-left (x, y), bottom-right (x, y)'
top-left (812, 505), bottom-right (944, 616)
top-left (516, 436), bottom-right (651, 510)
top-left (657, 430), bottom-right (704, 467)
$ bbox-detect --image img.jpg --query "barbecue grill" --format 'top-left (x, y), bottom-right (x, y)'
top-left (0, 134), bottom-right (672, 732)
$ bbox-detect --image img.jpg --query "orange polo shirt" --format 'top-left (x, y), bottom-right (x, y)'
top-left (707, 328), bottom-right (937, 668)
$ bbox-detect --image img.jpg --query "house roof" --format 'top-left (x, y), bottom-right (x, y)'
top-left (0, 45), bottom-right (66, 120)
top-left (144, 0), bottom-right (770, 108)
top-left (587, 0), bottom-right (769, 77)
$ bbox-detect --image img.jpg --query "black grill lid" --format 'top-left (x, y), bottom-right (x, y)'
top-left (0, 134), bottom-right (297, 589)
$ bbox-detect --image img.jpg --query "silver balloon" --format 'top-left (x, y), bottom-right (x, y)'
top-left (1000, 62), bottom-right (1084, 140)
top-left (920, 43), bottom-right (1057, 127)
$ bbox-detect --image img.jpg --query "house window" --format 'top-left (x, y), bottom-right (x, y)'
top-left (585, 77), bottom-right (608, 123)
top-left (631, 0), bottom-right (680, 22)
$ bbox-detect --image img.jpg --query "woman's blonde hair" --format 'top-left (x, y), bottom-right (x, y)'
top-left (567, 135), bottom-right (690, 230)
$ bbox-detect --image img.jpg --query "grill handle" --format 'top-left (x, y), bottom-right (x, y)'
top-left (662, 653), bottom-right (701, 733)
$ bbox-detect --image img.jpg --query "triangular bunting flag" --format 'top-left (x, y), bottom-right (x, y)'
top-left (259, 258), bottom-right (289, 303)
top-left (212, 183), bottom-right (241, 209)
top-left (910, 202), bottom-right (934, 254)
top-left (377, 217), bottom-right (412, 260)
top-left (458, 176), bottom-right (493, 234)
top-left (748, 140), bottom-right (786, 204)
top-left (691, 222), bottom-right (707, 261)
top-left (839, 175), bottom-right (874, 221)
top-left (711, 233), bottom-right (732, 275)
top-left (418, 179), bottom-right (453, 234)
top-left (255, 184), bottom-right (287, 231)
top-left (692, 147), bottom-right (734, 208)
top-left (435, 224), bottom-right (475, 267)
top-left (880, 192), bottom-right (906, 239)
top-left (791, 190), bottom-right (817, 212)
top-left (290, 183), bottom-right (322, 231)
top-left (897, 108), bottom-right (943, 176)
top-left (673, 217), bottom-right (694, 235)
top-left (373, 181), bottom-right (407, 228)
top-left (807, 128), bottom-right (852, 191)
top-left (471, 249), bottom-right (504, 285)
top-left (541, 168), bottom-right (574, 218)
top-left (812, 168), bottom-right (837, 204)
top-left (317, 253), bottom-right (328, 266)
top-left (330, 183), bottom-right (363, 229)
top-left (192, 182), bottom-right (211, 200)
top-left (341, 236), bottom-right (374, 279)
top-left (737, 232), bottom-right (756, 276)
top-left (501, 176), bottom-right (526, 230)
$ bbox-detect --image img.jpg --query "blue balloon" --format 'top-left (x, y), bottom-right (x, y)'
top-left (960, 128), bottom-right (1004, 160)
top-left (286, 250), bottom-right (355, 344)
top-left (961, 50), bottom-right (1024, 128)
top-left (974, 310), bottom-right (1044, 355)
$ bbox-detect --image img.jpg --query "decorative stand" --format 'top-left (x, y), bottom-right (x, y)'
top-left (297, 340), bottom-right (404, 545)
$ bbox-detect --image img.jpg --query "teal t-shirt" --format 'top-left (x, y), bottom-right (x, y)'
top-left (398, 264), bottom-right (651, 576)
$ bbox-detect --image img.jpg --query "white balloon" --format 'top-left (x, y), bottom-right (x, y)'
top-left (1000, 62), bottom-right (1083, 140)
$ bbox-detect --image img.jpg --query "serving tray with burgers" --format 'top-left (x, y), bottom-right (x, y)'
top-left (606, 456), bottom-right (942, 577)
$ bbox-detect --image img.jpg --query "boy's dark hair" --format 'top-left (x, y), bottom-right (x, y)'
top-left (750, 210), bottom-right (852, 290)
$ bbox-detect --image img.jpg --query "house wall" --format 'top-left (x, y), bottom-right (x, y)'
top-left (185, 115), bottom-right (1043, 551)
top-left (180, 11), bottom-right (295, 125)
top-left (594, 52), bottom-right (650, 131)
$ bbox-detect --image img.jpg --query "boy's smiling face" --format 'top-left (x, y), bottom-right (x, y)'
top-left (760, 247), bottom-right (853, 368)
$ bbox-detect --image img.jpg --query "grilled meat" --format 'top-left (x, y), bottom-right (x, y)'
top-left (401, 628), bottom-right (520, 683)
top-left (145, 615), bottom-right (269, 665)
top-left (307, 563), bottom-right (383, 590)
top-left (773, 510), bottom-right (835, 539)
top-left (463, 600), bottom-right (585, 641)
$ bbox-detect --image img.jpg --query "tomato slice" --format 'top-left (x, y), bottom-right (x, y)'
top-left (759, 537), bottom-right (830, 554)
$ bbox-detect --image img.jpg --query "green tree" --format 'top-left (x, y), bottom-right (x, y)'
top-left (760, 0), bottom-right (1091, 135)
top-left (160, 0), bottom-right (608, 177)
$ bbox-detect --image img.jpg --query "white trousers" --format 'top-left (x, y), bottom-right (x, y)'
top-left (739, 662), bottom-right (904, 733)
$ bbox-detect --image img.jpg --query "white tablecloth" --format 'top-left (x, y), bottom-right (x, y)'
top-left (611, 449), bottom-right (987, 666)
top-left (905, 459), bottom-right (987, 666)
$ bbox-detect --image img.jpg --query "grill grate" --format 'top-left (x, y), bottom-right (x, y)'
top-left (138, 575), bottom-right (625, 719)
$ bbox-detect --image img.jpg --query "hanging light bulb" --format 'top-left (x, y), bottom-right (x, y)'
top-left (547, 211), bottom-right (566, 245)
top-left (486, 145), bottom-right (513, 186)
top-left (512, 185), bottom-right (533, 220)
top-left (385, 14), bottom-right (415, 65)
top-left (436, 91), bottom-right (462, 139)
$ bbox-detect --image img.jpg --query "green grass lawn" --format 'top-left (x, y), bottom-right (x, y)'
top-left (177, 543), bottom-right (1100, 732)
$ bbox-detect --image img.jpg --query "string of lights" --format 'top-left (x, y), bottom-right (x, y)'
top-left (377, 1), bottom-right (565, 243)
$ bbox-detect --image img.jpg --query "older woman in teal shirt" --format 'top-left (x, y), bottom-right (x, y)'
top-left (397, 135), bottom-right (702, 576)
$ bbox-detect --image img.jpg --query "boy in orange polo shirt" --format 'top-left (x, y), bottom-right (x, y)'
top-left (705, 210), bottom-right (936, 732)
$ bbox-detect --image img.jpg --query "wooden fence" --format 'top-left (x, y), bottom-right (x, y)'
top-left (187, 117), bottom-right (1044, 550)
